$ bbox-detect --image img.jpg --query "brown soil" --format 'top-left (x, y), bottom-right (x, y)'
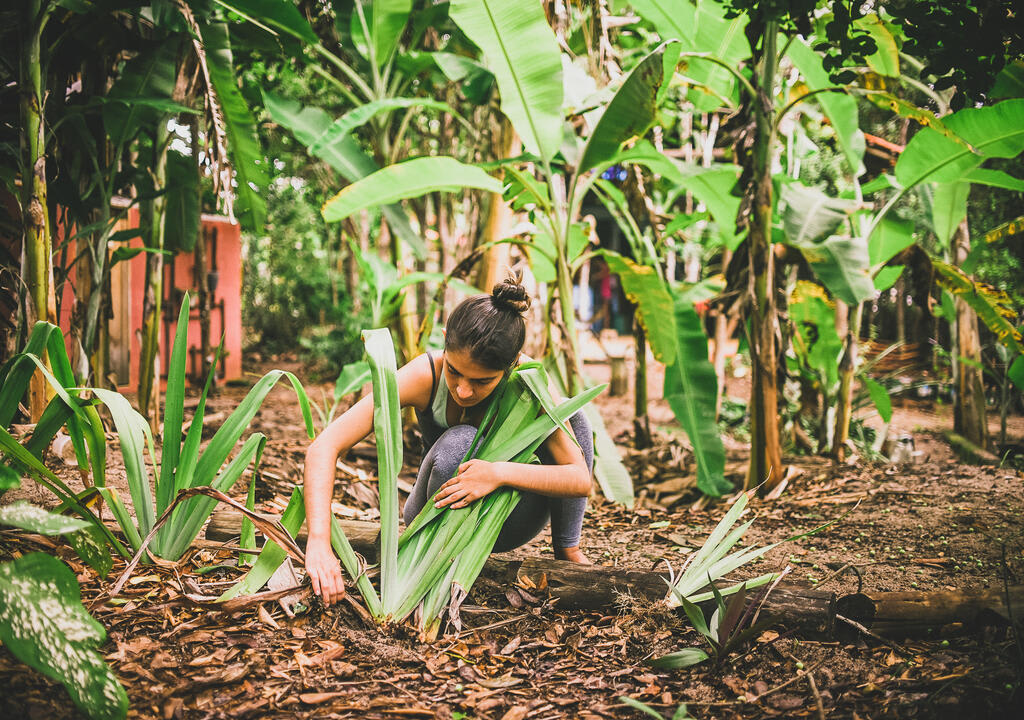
top-left (2, 349), bottom-right (1023, 719)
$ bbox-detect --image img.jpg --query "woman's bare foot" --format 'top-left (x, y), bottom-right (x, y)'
top-left (554, 546), bottom-right (591, 564)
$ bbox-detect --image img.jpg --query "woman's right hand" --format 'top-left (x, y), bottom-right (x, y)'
top-left (305, 537), bottom-right (346, 606)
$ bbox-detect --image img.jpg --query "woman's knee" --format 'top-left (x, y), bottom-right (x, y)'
top-left (567, 411), bottom-right (594, 472)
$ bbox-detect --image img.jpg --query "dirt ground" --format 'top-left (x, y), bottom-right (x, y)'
top-left (2, 347), bottom-right (1023, 719)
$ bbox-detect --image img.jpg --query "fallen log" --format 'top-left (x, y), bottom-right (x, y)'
top-left (206, 509), bottom-right (835, 632)
top-left (837, 586), bottom-right (1024, 638)
top-left (943, 430), bottom-right (1000, 465)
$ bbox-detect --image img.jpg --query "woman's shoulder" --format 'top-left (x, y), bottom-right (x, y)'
top-left (396, 352), bottom-right (439, 410)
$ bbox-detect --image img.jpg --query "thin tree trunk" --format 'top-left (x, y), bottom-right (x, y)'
top-left (952, 220), bottom-right (988, 449)
top-left (137, 124), bottom-right (170, 427)
top-left (190, 118), bottom-right (211, 384)
top-left (477, 120), bottom-right (517, 292)
top-left (712, 250), bottom-right (732, 418)
top-left (21, 0), bottom-right (57, 419)
top-left (633, 318), bottom-right (651, 449)
top-left (833, 303), bottom-right (862, 461)
top-left (745, 23), bottom-right (785, 491)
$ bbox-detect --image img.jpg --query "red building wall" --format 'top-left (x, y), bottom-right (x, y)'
top-left (55, 204), bottom-right (243, 391)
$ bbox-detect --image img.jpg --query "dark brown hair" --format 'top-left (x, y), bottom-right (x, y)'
top-left (445, 276), bottom-right (531, 370)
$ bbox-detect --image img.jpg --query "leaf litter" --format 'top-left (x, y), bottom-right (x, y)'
top-left (1, 357), bottom-right (1022, 718)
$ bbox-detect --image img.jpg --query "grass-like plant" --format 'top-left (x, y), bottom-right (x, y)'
top-left (228, 328), bottom-right (602, 637)
top-left (89, 293), bottom-right (314, 561)
top-left (664, 491), bottom-right (781, 606)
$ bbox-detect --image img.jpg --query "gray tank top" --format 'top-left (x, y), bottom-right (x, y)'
top-left (415, 352), bottom-right (449, 450)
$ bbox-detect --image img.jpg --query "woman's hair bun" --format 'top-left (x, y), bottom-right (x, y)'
top-left (491, 276), bottom-right (531, 314)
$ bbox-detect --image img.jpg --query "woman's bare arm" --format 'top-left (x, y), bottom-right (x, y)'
top-left (432, 425), bottom-right (591, 509)
top-left (303, 354), bottom-right (435, 604)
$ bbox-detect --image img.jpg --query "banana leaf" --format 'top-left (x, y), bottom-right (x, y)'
top-left (449, 0), bottom-right (562, 163)
top-left (322, 157), bottom-right (501, 223)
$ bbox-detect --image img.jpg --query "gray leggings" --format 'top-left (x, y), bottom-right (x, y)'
top-left (403, 412), bottom-right (594, 551)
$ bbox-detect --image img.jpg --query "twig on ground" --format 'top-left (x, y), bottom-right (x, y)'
top-left (836, 613), bottom-right (913, 657)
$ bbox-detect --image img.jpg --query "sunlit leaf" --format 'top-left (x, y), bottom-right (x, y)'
top-left (0, 553), bottom-right (129, 720)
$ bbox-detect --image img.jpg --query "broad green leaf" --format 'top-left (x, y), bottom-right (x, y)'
top-left (926, 181), bottom-right (970, 246)
top-left (362, 328), bottom-right (402, 614)
top-left (431, 51), bottom-right (487, 82)
top-left (311, 98), bottom-right (456, 153)
top-left (583, 403), bottom-right (635, 506)
top-left (0, 553), bottom-right (128, 720)
top-left (991, 60), bottom-right (1024, 99)
top-left (855, 14), bottom-right (899, 76)
top-left (665, 163), bottom-right (743, 248)
top-left (791, 234), bottom-right (874, 306)
top-left (334, 361), bottom-right (371, 401)
top-left (577, 41), bottom-right (681, 175)
top-left (868, 218), bottom-right (915, 268)
top-left (962, 167), bottom-right (1024, 192)
top-left (790, 281), bottom-right (843, 390)
top-left (649, 647), bottom-right (711, 669)
top-left (449, 0), bottom-right (563, 162)
top-left (933, 260), bottom-right (1024, 355)
top-left (262, 91), bottom-right (425, 258)
top-left (629, 0), bottom-right (694, 43)
top-left (1008, 356), bottom-right (1024, 391)
top-left (863, 377), bottom-right (893, 423)
top-left (367, 0), bottom-right (412, 67)
top-left (0, 502), bottom-right (90, 534)
top-left (604, 252), bottom-right (676, 365)
top-left (104, 40), bottom-right (180, 152)
top-left (0, 323), bottom-right (59, 428)
top-left (785, 37), bottom-right (865, 173)
top-left (780, 182), bottom-right (858, 245)
top-left (214, 0), bottom-right (318, 43)
top-left (322, 157), bottom-right (501, 222)
top-left (203, 23), bottom-right (268, 230)
top-left (164, 150), bottom-right (201, 253)
top-left (873, 265), bottom-right (904, 292)
top-left (681, 0), bottom-right (748, 110)
top-left (895, 99), bottom-right (1024, 187)
top-left (664, 301), bottom-right (728, 496)
top-left (91, 388), bottom-right (157, 540)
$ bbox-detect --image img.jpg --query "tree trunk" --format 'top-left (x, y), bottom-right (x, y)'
top-left (633, 318), bottom-right (651, 448)
top-left (952, 220), bottom-right (989, 449)
top-left (713, 249), bottom-right (733, 418)
top-left (20, 0), bottom-right (57, 420)
top-left (137, 124), bottom-right (170, 427)
top-left (476, 121), bottom-right (517, 293)
top-left (832, 303), bottom-right (862, 461)
top-left (745, 22), bottom-right (785, 491)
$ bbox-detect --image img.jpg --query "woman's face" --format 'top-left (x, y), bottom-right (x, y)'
top-left (443, 348), bottom-right (504, 408)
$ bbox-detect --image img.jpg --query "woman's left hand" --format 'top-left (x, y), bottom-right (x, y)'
top-left (434, 459), bottom-right (503, 509)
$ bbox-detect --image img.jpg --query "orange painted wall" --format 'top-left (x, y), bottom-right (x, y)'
top-left (56, 206), bottom-right (243, 391)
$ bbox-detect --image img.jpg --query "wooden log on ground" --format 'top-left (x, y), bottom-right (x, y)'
top-left (206, 509), bottom-right (379, 551)
top-left (944, 430), bottom-right (1000, 465)
top-left (207, 510), bottom-right (835, 632)
top-left (837, 585), bottom-right (1024, 638)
